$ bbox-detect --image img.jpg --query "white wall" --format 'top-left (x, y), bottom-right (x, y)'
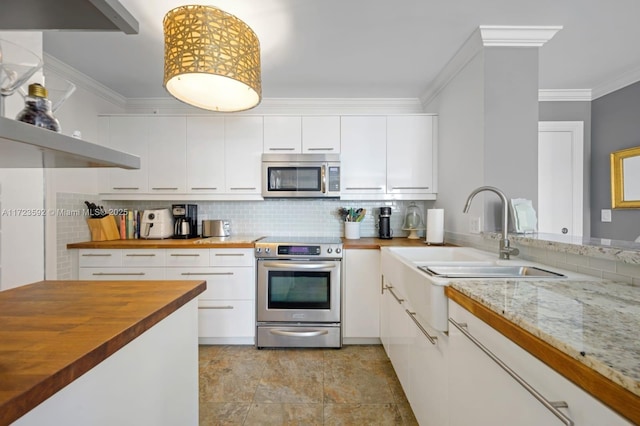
top-left (0, 32), bottom-right (45, 289)
top-left (426, 52), bottom-right (486, 235)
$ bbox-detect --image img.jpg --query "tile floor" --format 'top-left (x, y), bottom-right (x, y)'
top-left (199, 345), bottom-right (418, 425)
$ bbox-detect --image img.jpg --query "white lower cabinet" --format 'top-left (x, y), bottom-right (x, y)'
top-left (381, 272), bottom-right (448, 426)
top-left (448, 300), bottom-right (630, 426)
top-left (343, 249), bottom-right (381, 343)
top-left (78, 248), bottom-right (256, 344)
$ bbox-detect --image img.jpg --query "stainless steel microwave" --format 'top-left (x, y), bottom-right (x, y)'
top-left (262, 153), bottom-right (340, 198)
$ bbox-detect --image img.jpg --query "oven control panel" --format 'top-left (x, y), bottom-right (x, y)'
top-left (255, 243), bottom-right (343, 259)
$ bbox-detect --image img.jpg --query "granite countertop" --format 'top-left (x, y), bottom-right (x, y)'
top-left (447, 278), bottom-right (640, 399)
top-left (0, 280), bottom-right (206, 425)
top-left (67, 235), bottom-right (265, 249)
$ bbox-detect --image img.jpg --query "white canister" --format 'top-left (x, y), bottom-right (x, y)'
top-left (344, 221), bottom-right (361, 239)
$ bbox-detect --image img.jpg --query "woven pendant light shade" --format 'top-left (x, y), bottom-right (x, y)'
top-left (163, 5), bottom-right (262, 112)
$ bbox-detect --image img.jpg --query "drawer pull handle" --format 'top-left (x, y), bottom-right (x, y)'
top-left (151, 187), bottom-right (178, 190)
top-left (82, 254), bottom-right (112, 257)
top-left (406, 310), bottom-right (437, 345)
top-left (229, 187), bottom-right (256, 191)
top-left (125, 254), bottom-right (156, 257)
top-left (449, 318), bottom-right (574, 426)
top-left (269, 329), bottom-right (329, 337)
top-left (191, 187), bottom-right (217, 190)
top-left (385, 286), bottom-right (404, 304)
top-left (181, 272), bottom-right (233, 276)
top-left (215, 253), bottom-right (244, 257)
top-left (92, 272), bottom-right (145, 276)
top-left (345, 187), bottom-right (383, 190)
top-left (112, 187), bottom-right (139, 190)
top-left (199, 305), bottom-right (234, 310)
top-left (170, 253), bottom-right (200, 257)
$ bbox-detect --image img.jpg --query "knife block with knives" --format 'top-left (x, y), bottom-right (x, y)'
top-left (86, 216), bottom-right (120, 241)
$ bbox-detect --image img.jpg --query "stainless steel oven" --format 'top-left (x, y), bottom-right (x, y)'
top-left (255, 237), bottom-right (342, 348)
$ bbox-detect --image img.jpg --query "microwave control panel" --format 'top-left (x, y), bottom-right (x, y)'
top-left (327, 166), bottom-right (340, 192)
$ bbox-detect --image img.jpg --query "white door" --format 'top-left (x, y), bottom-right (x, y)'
top-left (538, 122), bottom-right (584, 237)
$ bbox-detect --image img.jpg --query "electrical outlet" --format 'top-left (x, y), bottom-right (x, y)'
top-left (601, 209), bottom-right (612, 223)
top-left (469, 216), bottom-right (482, 234)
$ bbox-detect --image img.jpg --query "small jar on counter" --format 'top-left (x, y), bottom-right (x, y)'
top-left (16, 83), bottom-right (61, 133)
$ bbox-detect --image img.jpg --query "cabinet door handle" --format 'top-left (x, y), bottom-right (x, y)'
top-left (125, 253), bottom-right (156, 257)
top-left (82, 253), bottom-right (112, 257)
top-left (181, 272), bottom-right (233, 276)
top-left (406, 310), bottom-right (437, 345)
top-left (215, 253), bottom-right (244, 257)
top-left (384, 286), bottom-right (404, 304)
top-left (229, 187), bottom-right (256, 191)
top-left (391, 186), bottom-right (430, 190)
top-left (92, 272), bottom-right (145, 276)
top-left (345, 187), bottom-right (383, 190)
top-left (191, 187), bottom-right (217, 190)
top-left (449, 318), bottom-right (574, 426)
top-left (170, 253), bottom-right (200, 257)
top-left (199, 305), bottom-right (234, 310)
top-left (268, 147), bottom-right (296, 151)
top-left (112, 187), bottom-right (139, 190)
top-left (306, 147), bottom-right (334, 151)
top-left (151, 187), bottom-right (178, 190)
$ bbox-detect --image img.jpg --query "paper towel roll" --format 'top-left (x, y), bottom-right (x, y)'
top-left (426, 209), bottom-right (444, 244)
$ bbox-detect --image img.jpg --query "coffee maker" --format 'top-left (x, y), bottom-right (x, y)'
top-left (172, 204), bottom-right (198, 239)
top-left (378, 207), bottom-right (393, 239)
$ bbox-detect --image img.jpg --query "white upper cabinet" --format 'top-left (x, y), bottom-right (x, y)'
top-left (148, 116), bottom-right (186, 193)
top-left (263, 116), bottom-right (302, 153)
top-left (302, 116), bottom-right (341, 153)
top-left (341, 114), bottom-right (437, 201)
top-left (340, 116), bottom-right (387, 197)
top-left (186, 116), bottom-right (225, 194)
top-left (387, 115), bottom-right (436, 195)
top-left (103, 116), bottom-right (148, 193)
top-left (224, 116), bottom-right (263, 195)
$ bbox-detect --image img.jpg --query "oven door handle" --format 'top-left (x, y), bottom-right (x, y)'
top-left (261, 262), bottom-right (337, 269)
top-left (269, 329), bottom-right (329, 337)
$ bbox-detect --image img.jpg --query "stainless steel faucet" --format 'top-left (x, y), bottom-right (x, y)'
top-left (463, 186), bottom-right (519, 260)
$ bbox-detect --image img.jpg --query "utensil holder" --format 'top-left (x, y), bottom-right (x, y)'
top-left (87, 216), bottom-right (120, 241)
top-left (344, 221), bottom-right (360, 239)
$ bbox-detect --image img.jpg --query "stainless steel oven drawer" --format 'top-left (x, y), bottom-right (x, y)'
top-left (256, 323), bottom-right (341, 348)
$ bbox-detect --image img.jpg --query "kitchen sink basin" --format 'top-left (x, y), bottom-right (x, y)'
top-left (417, 265), bottom-right (566, 278)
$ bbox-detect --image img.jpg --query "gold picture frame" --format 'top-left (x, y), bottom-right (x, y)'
top-left (610, 145), bottom-right (640, 208)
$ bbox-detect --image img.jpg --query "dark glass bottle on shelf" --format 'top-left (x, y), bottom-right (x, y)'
top-left (16, 83), bottom-right (61, 133)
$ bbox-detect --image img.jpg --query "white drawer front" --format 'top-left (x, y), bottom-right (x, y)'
top-left (210, 249), bottom-right (254, 267)
top-left (165, 267), bottom-right (254, 300)
top-left (198, 300), bottom-right (255, 338)
top-left (121, 249), bottom-right (165, 267)
top-left (79, 267), bottom-right (165, 280)
top-left (79, 250), bottom-right (122, 267)
top-left (165, 249), bottom-right (209, 267)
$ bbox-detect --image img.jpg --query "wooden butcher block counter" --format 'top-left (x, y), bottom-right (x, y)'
top-left (0, 279), bottom-right (206, 425)
top-left (343, 237), bottom-right (454, 249)
top-left (67, 235), bottom-right (264, 249)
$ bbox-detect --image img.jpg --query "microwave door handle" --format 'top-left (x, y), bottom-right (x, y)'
top-left (321, 164), bottom-right (327, 194)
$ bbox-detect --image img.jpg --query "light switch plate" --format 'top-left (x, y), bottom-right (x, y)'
top-left (601, 209), bottom-right (612, 222)
top-left (469, 216), bottom-right (482, 234)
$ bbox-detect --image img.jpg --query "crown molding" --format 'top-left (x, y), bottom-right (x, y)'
top-left (419, 29), bottom-right (484, 107)
top-left (591, 65), bottom-right (640, 100)
top-left (43, 53), bottom-right (127, 109)
top-left (125, 97), bottom-right (425, 115)
top-left (479, 25), bottom-right (563, 47)
top-left (538, 89), bottom-right (593, 102)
